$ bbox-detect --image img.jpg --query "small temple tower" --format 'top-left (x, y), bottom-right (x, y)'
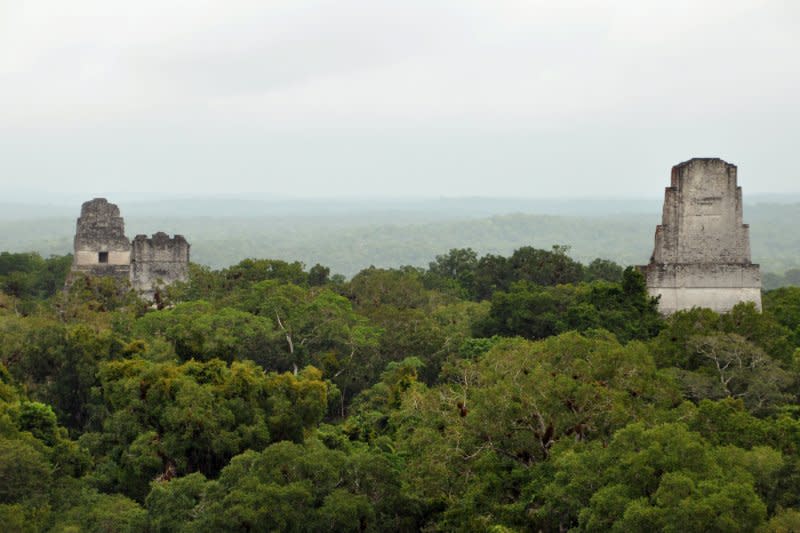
top-left (642, 158), bottom-right (762, 314)
top-left (72, 198), bottom-right (132, 281)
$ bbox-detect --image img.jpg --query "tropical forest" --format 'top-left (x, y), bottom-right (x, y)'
top-left (2, 246), bottom-right (800, 532)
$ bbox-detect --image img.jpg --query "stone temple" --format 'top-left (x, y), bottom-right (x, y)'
top-left (641, 158), bottom-right (761, 314)
top-left (70, 198), bottom-right (190, 299)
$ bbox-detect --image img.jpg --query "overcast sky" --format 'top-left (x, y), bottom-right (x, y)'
top-left (1, 0), bottom-right (798, 199)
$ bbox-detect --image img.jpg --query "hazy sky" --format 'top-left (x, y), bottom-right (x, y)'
top-left (1, 0), bottom-right (798, 198)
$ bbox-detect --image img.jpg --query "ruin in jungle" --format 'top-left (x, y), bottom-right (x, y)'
top-left (642, 158), bottom-right (762, 314)
top-left (69, 198), bottom-right (190, 299)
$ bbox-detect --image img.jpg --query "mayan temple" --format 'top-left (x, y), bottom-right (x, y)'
top-left (69, 198), bottom-right (190, 299)
top-left (642, 158), bottom-right (762, 314)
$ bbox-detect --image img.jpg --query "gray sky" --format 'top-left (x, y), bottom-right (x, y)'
top-left (1, 0), bottom-right (798, 198)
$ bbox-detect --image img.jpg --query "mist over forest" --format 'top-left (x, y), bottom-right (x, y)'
top-left (2, 197), bottom-right (799, 283)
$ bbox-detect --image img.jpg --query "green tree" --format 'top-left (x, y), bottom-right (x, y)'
top-left (473, 253), bottom-right (512, 301)
top-left (85, 358), bottom-right (330, 500)
top-left (309, 263), bottom-right (331, 286)
top-left (145, 472), bottom-right (209, 533)
top-left (763, 286), bottom-right (800, 348)
top-left (1, 317), bottom-right (124, 430)
top-left (49, 489), bottom-right (147, 533)
top-left (0, 252), bottom-right (72, 301)
top-left (676, 334), bottom-right (793, 414)
top-left (427, 248), bottom-right (479, 297)
top-left (584, 257), bottom-right (624, 282)
top-left (651, 303), bottom-right (794, 368)
top-left (509, 245), bottom-right (584, 286)
top-left (389, 332), bottom-right (679, 528)
top-left (477, 268), bottom-right (661, 342)
top-left (134, 301), bottom-right (280, 367)
top-left (348, 267), bottom-right (432, 311)
top-left (528, 423), bottom-right (770, 532)
top-left (233, 280), bottom-right (382, 402)
top-left (0, 439), bottom-right (51, 504)
top-left (185, 439), bottom-right (419, 532)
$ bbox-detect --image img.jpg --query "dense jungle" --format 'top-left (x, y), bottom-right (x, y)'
top-left (2, 246), bottom-right (800, 532)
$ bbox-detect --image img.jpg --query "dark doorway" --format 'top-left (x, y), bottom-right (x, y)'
top-left (98, 251), bottom-right (109, 263)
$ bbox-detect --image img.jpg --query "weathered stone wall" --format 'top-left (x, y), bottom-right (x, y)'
top-left (131, 233), bottom-right (190, 298)
top-left (643, 158), bottom-right (761, 314)
top-left (68, 198), bottom-right (190, 297)
top-left (652, 159), bottom-right (751, 264)
top-left (71, 198), bottom-right (131, 280)
top-left (650, 287), bottom-right (762, 315)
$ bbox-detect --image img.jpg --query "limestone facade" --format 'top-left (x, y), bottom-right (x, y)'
top-left (642, 158), bottom-right (762, 314)
top-left (131, 232), bottom-right (191, 299)
top-left (69, 198), bottom-right (190, 298)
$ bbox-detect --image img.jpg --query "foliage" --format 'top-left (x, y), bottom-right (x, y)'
top-left (134, 301), bottom-right (279, 365)
top-left (477, 267), bottom-right (662, 342)
top-left (0, 317), bottom-right (126, 430)
top-left (527, 422), bottom-right (771, 532)
top-left (0, 365), bottom-right (94, 531)
top-left (1, 244), bottom-right (800, 531)
top-left (763, 286), bottom-right (800, 347)
top-left (383, 332), bottom-right (681, 528)
top-left (428, 245), bottom-right (604, 301)
top-left (177, 440), bottom-right (421, 532)
top-left (82, 358), bottom-right (330, 500)
top-left (0, 252), bottom-right (72, 301)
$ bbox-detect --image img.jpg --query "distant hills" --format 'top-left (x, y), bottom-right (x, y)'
top-left (0, 197), bottom-right (797, 277)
